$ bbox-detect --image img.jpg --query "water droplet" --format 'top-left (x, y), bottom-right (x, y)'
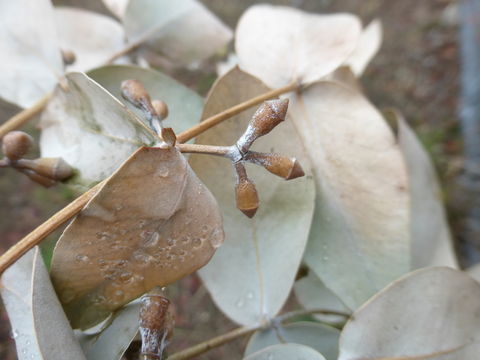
top-left (236, 299), bottom-right (245, 308)
top-left (96, 231), bottom-right (111, 240)
top-left (137, 219), bottom-right (147, 229)
top-left (11, 330), bottom-right (18, 339)
top-left (209, 228), bottom-right (224, 248)
top-left (167, 238), bottom-right (176, 247)
top-left (133, 250), bottom-right (150, 264)
top-left (178, 249), bottom-right (186, 256)
top-left (119, 271), bottom-right (133, 283)
top-left (246, 292), bottom-right (254, 300)
top-left (156, 165), bottom-right (169, 177)
top-left (142, 231), bottom-right (160, 247)
top-left (323, 256), bottom-right (329, 261)
top-left (115, 204), bottom-right (124, 211)
top-left (75, 254), bottom-right (89, 263)
top-left (202, 225), bottom-right (209, 233)
top-left (192, 238), bottom-right (202, 248)
top-left (161, 287), bottom-right (166, 291)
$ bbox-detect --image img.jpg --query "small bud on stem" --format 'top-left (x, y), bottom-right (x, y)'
top-left (244, 152), bottom-right (304, 180)
top-left (2, 131), bottom-right (34, 161)
top-left (234, 162), bottom-right (259, 218)
top-left (140, 291), bottom-right (173, 360)
top-left (237, 99), bottom-right (289, 153)
top-left (61, 49), bottom-right (76, 66)
top-left (152, 100), bottom-right (169, 120)
top-left (121, 79), bottom-right (162, 134)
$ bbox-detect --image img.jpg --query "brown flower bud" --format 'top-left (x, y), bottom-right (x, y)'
top-left (15, 158), bottom-right (73, 181)
top-left (152, 100), bottom-right (169, 120)
top-left (61, 49), bottom-right (76, 66)
top-left (237, 99), bottom-right (289, 153)
top-left (140, 293), bottom-right (171, 359)
top-left (234, 162), bottom-right (259, 218)
top-left (244, 152), bottom-right (304, 180)
top-left (18, 169), bottom-right (57, 187)
top-left (121, 80), bottom-right (157, 116)
top-left (2, 131), bottom-right (34, 161)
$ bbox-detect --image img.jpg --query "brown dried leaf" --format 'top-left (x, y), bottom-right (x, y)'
top-left (50, 146), bottom-right (224, 329)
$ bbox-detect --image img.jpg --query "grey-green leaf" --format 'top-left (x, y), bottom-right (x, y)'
top-left (39, 72), bottom-right (157, 189)
top-left (396, 115), bottom-right (458, 268)
top-left (1, 248), bottom-right (86, 360)
top-left (190, 67), bottom-right (315, 326)
top-left (294, 272), bottom-right (350, 324)
top-left (245, 322), bottom-right (340, 360)
top-left (339, 267), bottom-right (480, 360)
top-left (77, 300), bottom-right (141, 360)
top-left (287, 82), bottom-right (410, 311)
top-left (0, 0), bottom-right (63, 108)
top-left (87, 65), bottom-right (203, 136)
top-left (245, 343), bottom-right (327, 360)
top-left (123, 0), bottom-right (232, 66)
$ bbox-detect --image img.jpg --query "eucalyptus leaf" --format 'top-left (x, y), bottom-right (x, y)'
top-left (236, 4), bottom-right (361, 89)
top-left (396, 114), bottom-right (458, 268)
top-left (88, 65), bottom-right (203, 136)
top-left (190, 67), bottom-right (315, 326)
top-left (1, 248), bottom-right (85, 360)
top-left (287, 82), bottom-right (410, 311)
top-left (51, 146), bottom-right (224, 329)
top-left (0, 0), bottom-right (63, 108)
top-left (245, 343), bottom-right (327, 360)
top-left (77, 300), bottom-right (141, 360)
top-left (294, 272), bottom-right (350, 324)
top-left (339, 267), bottom-right (480, 360)
top-left (39, 72), bottom-right (157, 188)
top-left (245, 322), bottom-right (340, 360)
top-left (123, 0), bottom-right (232, 66)
top-left (344, 19), bottom-right (383, 76)
top-left (102, 0), bottom-right (128, 19)
top-left (54, 7), bottom-right (126, 72)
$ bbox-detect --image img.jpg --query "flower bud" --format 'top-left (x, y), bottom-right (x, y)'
top-left (234, 162), bottom-right (259, 218)
top-left (61, 49), bottom-right (76, 66)
top-left (237, 99), bottom-right (289, 153)
top-left (18, 169), bottom-right (57, 187)
top-left (245, 152), bottom-right (304, 180)
top-left (2, 131), bottom-right (34, 161)
top-left (16, 158), bottom-right (73, 181)
top-left (121, 79), bottom-right (156, 115)
top-left (140, 293), bottom-right (172, 359)
top-left (152, 100), bottom-right (169, 120)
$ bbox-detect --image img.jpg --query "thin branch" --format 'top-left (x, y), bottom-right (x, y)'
top-left (167, 325), bottom-right (259, 360)
top-left (176, 81), bottom-right (300, 143)
top-left (176, 143), bottom-right (232, 157)
top-left (166, 308), bottom-right (350, 360)
top-left (106, 25), bottom-right (161, 64)
top-left (0, 94), bottom-right (52, 139)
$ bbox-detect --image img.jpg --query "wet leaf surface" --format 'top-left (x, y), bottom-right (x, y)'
top-left (50, 146), bottom-right (224, 329)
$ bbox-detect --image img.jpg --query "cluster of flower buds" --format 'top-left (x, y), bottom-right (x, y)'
top-left (0, 131), bottom-right (73, 187)
top-left (118, 79), bottom-right (304, 218)
top-left (231, 99), bottom-right (304, 217)
top-left (121, 79), bottom-right (169, 138)
top-left (139, 289), bottom-right (174, 360)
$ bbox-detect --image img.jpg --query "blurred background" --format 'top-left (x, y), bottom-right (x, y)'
top-left (0, 0), bottom-right (463, 358)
